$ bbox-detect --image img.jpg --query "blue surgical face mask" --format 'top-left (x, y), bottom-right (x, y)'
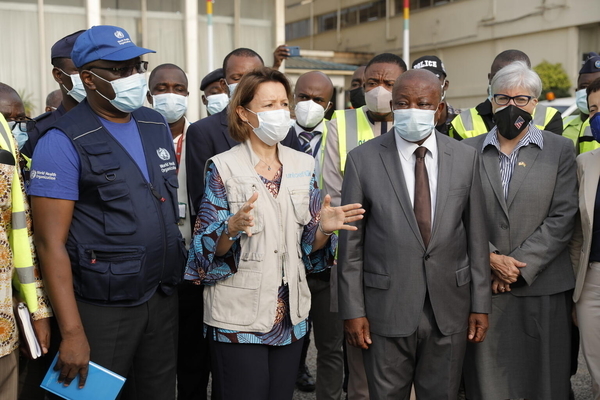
top-left (59, 69), bottom-right (86, 103)
top-left (206, 93), bottom-right (229, 115)
top-left (576, 88), bottom-right (590, 115)
top-left (590, 113), bottom-right (600, 142)
top-left (91, 71), bottom-right (148, 113)
top-left (10, 122), bottom-right (28, 150)
top-left (227, 82), bottom-right (238, 99)
top-left (152, 93), bottom-right (188, 123)
top-left (393, 108), bottom-right (437, 142)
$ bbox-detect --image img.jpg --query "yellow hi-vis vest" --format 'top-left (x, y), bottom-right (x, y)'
top-left (562, 114), bottom-right (582, 147)
top-left (331, 106), bottom-right (375, 176)
top-left (577, 119), bottom-right (597, 154)
top-left (0, 115), bottom-right (38, 312)
top-left (450, 103), bottom-right (559, 140)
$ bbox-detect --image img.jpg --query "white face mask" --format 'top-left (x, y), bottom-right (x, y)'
top-left (10, 122), bottom-right (28, 150)
top-left (227, 82), bottom-right (238, 99)
top-left (206, 93), bottom-right (229, 115)
top-left (364, 86), bottom-right (393, 114)
top-left (393, 108), bottom-right (437, 142)
top-left (295, 100), bottom-right (327, 129)
top-left (59, 69), bottom-right (86, 103)
top-left (246, 108), bottom-right (291, 146)
top-left (576, 88), bottom-right (590, 115)
top-left (151, 93), bottom-right (188, 123)
top-left (91, 72), bottom-right (148, 113)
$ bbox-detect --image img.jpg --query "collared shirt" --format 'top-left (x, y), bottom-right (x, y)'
top-left (394, 130), bottom-right (439, 225)
top-left (482, 123), bottom-right (544, 199)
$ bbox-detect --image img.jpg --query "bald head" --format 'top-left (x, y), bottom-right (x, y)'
top-left (295, 71), bottom-right (334, 110)
top-left (393, 69), bottom-right (442, 103)
top-left (489, 49), bottom-right (531, 82)
top-left (391, 69), bottom-right (443, 129)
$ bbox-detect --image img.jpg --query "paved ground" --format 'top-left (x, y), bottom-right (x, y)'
top-left (293, 333), bottom-right (594, 399)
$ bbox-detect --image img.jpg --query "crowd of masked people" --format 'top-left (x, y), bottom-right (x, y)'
top-left (2, 23), bottom-right (600, 400)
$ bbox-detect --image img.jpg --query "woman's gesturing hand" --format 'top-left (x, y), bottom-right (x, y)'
top-left (228, 192), bottom-right (259, 237)
top-left (319, 194), bottom-right (365, 233)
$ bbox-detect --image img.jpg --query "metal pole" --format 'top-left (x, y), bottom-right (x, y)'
top-left (185, 0), bottom-right (200, 121)
top-left (403, 0), bottom-right (409, 65)
top-left (37, 0), bottom-right (46, 116)
top-left (275, 0), bottom-right (285, 73)
top-left (207, 0), bottom-right (214, 71)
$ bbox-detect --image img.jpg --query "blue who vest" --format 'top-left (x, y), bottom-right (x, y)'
top-left (52, 100), bottom-right (185, 307)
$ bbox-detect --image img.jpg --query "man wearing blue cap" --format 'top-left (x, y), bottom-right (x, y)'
top-left (21, 30), bottom-right (85, 159)
top-left (29, 25), bottom-right (185, 399)
top-left (563, 52), bottom-right (600, 154)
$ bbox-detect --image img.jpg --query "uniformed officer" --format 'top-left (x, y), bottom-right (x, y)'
top-left (449, 49), bottom-right (563, 139)
top-left (29, 25), bottom-right (185, 400)
top-left (564, 52), bottom-right (600, 153)
top-left (200, 68), bottom-right (228, 116)
top-left (411, 55), bottom-right (460, 135)
top-left (21, 30), bottom-right (85, 159)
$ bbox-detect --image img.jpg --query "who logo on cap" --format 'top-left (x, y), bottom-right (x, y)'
top-left (71, 25), bottom-right (155, 68)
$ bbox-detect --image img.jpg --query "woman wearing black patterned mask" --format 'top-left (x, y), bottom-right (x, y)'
top-left (462, 60), bottom-right (578, 400)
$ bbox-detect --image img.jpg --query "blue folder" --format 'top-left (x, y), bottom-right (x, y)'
top-left (40, 353), bottom-right (126, 400)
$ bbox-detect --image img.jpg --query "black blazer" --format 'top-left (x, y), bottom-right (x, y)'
top-left (185, 109), bottom-right (301, 218)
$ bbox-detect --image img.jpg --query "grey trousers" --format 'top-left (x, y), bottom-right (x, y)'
top-left (308, 275), bottom-right (344, 400)
top-left (362, 297), bottom-right (467, 400)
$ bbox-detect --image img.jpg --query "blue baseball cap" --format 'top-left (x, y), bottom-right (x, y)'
top-left (71, 25), bottom-right (155, 68)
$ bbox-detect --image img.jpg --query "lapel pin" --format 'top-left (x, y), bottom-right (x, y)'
top-left (518, 161), bottom-right (526, 167)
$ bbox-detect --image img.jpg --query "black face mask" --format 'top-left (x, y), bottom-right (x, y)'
top-left (349, 87), bottom-right (366, 109)
top-left (494, 105), bottom-right (532, 140)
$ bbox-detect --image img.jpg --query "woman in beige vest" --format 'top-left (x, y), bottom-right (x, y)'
top-left (185, 67), bottom-right (364, 400)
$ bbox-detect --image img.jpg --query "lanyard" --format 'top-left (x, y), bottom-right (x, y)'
top-left (175, 131), bottom-right (185, 168)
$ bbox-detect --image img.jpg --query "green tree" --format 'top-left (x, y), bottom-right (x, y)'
top-left (533, 61), bottom-right (571, 99)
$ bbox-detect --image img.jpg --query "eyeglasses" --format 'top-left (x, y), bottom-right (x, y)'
top-left (493, 94), bottom-right (533, 107)
top-left (89, 61), bottom-right (149, 78)
top-left (7, 117), bottom-right (36, 132)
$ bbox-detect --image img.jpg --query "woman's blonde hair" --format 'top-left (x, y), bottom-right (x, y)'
top-left (228, 67), bottom-right (292, 142)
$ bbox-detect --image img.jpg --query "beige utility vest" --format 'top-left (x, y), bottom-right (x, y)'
top-left (204, 140), bottom-right (315, 332)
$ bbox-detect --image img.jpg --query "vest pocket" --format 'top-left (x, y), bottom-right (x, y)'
top-left (81, 142), bottom-right (119, 174)
top-left (288, 186), bottom-right (311, 225)
top-left (163, 174), bottom-right (180, 224)
top-left (97, 181), bottom-right (137, 235)
top-left (77, 244), bottom-right (146, 302)
top-left (225, 178), bottom-right (264, 234)
top-left (211, 268), bottom-right (262, 326)
top-left (296, 261), bottom-right (311, 319)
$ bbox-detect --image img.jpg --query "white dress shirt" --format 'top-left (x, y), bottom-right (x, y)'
top-left (394, 129), bottom-right (438, 226)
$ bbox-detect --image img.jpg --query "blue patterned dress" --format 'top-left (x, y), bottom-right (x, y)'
top-left (185, 162), bottom-right (336, 346)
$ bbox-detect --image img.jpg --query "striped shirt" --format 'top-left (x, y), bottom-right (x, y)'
top-left (482, 123), bottom-right (544, 200)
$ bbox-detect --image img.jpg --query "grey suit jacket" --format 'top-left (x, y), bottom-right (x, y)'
top-left (464, 130), bottom-right (577, 297)
top-left (338, 130), bottom-right (491, 337)
top-left (570, 148), bottom-right (600, 302)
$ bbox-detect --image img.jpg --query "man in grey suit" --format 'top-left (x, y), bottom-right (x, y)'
top-left (338, 69), bottom-right (491, 399)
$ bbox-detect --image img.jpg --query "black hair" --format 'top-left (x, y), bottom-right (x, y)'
top-left (222, 48), bottom-right (264, 72)
top-left (586, 77), bottom-right (600, 97)
top-left (148, 63), bottom-right (188, 87)
top-left (365, 53), bottom-right (407, 74)
top-left (51, 57), bottom-right (69, 70)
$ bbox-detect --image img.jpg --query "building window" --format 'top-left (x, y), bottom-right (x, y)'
top-left (396, 0), bottom-right (455, 13)
top-left (286, 18), bottom-right (311, 40)
top-left (317, 11), bottom-right (337, 34)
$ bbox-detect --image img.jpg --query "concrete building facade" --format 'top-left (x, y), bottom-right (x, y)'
top-left (285, 0), bottom-right (600, 108)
